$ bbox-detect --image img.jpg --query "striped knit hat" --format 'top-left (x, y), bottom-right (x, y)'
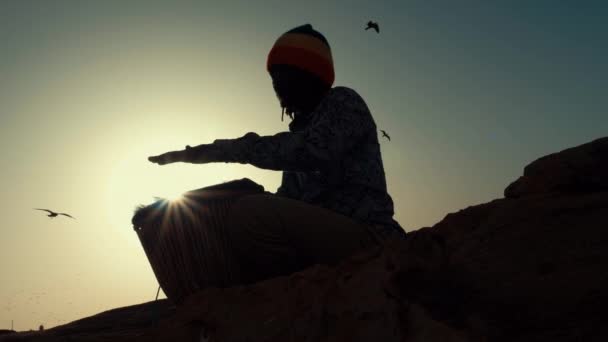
top-left (267, 24), bottom-right (335, 87)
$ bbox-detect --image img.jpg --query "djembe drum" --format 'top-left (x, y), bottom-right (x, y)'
top-left (132, 178), bottom-right (265, 304)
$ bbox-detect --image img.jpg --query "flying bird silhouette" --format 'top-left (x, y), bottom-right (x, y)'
top-left (34, 208), bottom-right (75, 219)
top-left (365, 21), bottom-right (380, 33)
top-left (380, 130), bottom-right (391, 141)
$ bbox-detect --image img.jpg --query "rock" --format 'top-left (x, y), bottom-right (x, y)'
top-left (4, 136), bottom-right (608, 342)
top-left (0, 300), bottom-right (175, 342)
top-left (505, 137), bottom-right (608, 198)
top-left (429, 191), bottom-right (608, 341)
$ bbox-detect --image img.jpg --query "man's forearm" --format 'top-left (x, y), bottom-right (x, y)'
top-left (182, 144), bottom-right (226, 164)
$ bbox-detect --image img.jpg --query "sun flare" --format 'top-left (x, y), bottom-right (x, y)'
top-left (164, 192), bottom-right (185, 202)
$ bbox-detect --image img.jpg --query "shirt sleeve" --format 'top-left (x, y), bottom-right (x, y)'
top-left (210, 87), bottom-right (374, 172)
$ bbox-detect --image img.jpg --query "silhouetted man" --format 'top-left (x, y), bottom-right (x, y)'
top-left (149, 24), bottom-right (404, 285)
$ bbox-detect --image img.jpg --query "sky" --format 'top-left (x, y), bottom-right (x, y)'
top-left (1, 0), bottom-right (606, 331)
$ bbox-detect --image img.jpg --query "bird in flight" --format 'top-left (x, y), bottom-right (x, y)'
top-left (380, 130), bottom-right (391, 141)
top-left (34, 208), bottom-right (75, 219)
top-left (365, 21), bottom-right (380, 33)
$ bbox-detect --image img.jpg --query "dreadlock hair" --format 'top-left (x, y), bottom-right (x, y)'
top-left (269, 64), bottom-right (331, 122)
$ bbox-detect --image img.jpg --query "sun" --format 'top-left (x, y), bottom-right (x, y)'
top-left (164, 191), bottom-right (185, 202)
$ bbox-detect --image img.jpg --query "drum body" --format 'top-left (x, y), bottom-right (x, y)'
top-left (132, 178), bottom-right (264, 304)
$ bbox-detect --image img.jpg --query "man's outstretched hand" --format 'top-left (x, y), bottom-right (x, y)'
top-left (148, 146), bottom-right (191, 165)
top-left (149, 144), bottom-right (225, 165)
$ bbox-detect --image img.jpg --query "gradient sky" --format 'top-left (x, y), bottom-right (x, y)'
top-left (1, 0), bottom-right (606, 331)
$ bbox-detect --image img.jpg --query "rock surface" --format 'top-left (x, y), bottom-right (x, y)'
top-left (504, 137), bottom-right (608, 198)
top-left (2, 137), bottom-right (607, 342)
top-left (0, 301), bottom-right (175, 342)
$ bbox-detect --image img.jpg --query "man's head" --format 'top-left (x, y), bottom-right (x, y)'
top-left (267, 24), bottom-right (334, 119)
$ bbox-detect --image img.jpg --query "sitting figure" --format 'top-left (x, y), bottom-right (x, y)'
top-left (148, 24), bottom-right (405, 285)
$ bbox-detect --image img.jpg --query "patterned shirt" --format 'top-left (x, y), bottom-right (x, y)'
top-left (211, 86), bottom-right (405, 239)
